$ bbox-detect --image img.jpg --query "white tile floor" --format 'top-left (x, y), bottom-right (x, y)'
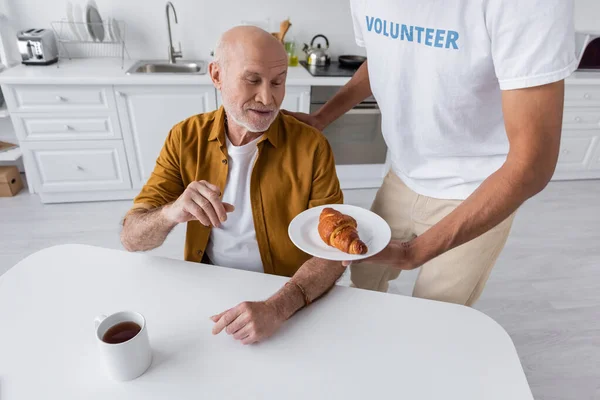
top-left (1, 179), bottom-right (600, 400)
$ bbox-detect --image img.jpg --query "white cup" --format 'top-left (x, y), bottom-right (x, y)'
top-left (94, 311), bottom-right (152, 381)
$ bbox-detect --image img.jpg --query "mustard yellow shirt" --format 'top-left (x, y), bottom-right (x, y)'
top-left (129, 106), bottom-right (343, 277)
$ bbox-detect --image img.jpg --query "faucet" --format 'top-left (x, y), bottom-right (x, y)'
top-left (166, 1), bottom-right (182, 64)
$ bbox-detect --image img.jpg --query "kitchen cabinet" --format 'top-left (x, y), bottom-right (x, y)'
top-left (552, 85), bottom-right (600, 180)
top-left (114, 85), bottom-right (217, 188)
top-left (22, 140), bottom-right (131, 193)
top-left (3, 83), bottom-right (131, 202)
top-left (3, 84), bottom-right (116, 113)
top-left (12, 112), bottom-right (121, 141)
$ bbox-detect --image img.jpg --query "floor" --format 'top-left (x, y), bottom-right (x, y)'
top-left (1, 179), bottom-right (599, 400)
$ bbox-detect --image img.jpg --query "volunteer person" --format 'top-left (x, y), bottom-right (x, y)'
top-left (286, 0), bottom-right (577, 305)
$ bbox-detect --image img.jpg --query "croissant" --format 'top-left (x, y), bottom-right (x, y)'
top-left (318, 208), bottom-right (368, 255)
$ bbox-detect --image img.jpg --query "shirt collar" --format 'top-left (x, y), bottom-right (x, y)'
top-left (208, 106), bottom-right (280, 148)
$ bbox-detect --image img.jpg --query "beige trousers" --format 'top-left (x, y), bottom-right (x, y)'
top-left (350, 171), bottom-right (516, 306)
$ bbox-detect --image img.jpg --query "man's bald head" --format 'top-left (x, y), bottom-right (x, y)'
top-left (214, 26), bottom-right (287, 71)
top-left (209, 26), bottom-right (289, 133)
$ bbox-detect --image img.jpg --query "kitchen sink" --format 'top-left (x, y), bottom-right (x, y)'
top-left (126, 60), bottom-right (207, 75)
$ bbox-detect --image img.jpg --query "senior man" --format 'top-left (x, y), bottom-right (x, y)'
top-left (121, 26), bottom-right (346, 344)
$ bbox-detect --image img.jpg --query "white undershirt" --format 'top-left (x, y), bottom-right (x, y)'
top-left (205, 134), bottom-right (264, 273)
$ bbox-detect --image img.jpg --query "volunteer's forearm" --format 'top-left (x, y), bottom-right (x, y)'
top-left (410, 161), bottom-right (548, 265)
top-left (120, 207), bottom-right (177, 252)
top-left (410, 82), bottom-right (563, 265)
top-left (267, 258), bottom-right (346, 320)
top-left (315, 61), bottom-right (372, 129)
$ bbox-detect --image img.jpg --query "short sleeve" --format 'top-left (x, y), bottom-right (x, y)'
top-left (349, 0), bottom-right (366, 48)
top-left (308, 138), bottom-right (344, 208)
top-left (129, 125), bottom-right (185, 212)
top-left (487, 0), bottom-right (578, 90)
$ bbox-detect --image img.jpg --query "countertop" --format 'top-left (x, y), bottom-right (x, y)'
top-left (1, 58), bottom-right (599, 86)
top-left (0, 58), bottom-right (352, 86)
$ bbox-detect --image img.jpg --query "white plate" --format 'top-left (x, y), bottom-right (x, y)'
top-left (85, 2), bottom-right (104, 42)
top-left (66, 1), bottom-right (81, 41)
top-left (110, 18), bottom-right (122, 42)
top-left (288, 204), bottom-right (391, 261)
top-left (73, 4), bottom-right (89, 40)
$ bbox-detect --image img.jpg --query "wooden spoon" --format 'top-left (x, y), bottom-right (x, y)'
top-left (279, 18), bottom-right (291, 43)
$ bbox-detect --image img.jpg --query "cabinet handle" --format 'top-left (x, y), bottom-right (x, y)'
top-left (64, 124), bottom-right (73, 130)
top-left (575, 117), bottom-right (582, 123)
top-left (584, 93), bottom-right (591, 100)
top-left (76, 165), bottom-right (84, 171)
top-left (56, 95), bottom-right (66, 102)
top-left (562, 149), bottom-right (570, 155)
top-left (116, 91), bottom-right (124, 97)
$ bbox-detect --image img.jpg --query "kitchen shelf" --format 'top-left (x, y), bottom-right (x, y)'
top-left (0, 146), bottom-right (22, 162)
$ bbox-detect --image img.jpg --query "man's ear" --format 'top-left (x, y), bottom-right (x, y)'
top-left (209, 61), bottom-right (222, 90)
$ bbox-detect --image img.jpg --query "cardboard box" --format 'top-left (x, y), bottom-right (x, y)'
top-left (0, 141), bottom-right (17, 153)
top-left (0, 166), bottom-right (23, 197)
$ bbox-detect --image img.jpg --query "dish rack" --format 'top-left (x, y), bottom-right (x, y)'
top-left (51, 20), bottom-right (129, 68)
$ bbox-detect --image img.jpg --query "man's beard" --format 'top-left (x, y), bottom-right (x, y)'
top-left (221, 90), bottom-right (278, 133)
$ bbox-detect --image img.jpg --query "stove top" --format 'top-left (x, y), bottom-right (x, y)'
top-left (300, 61), bottom-right (358, 77)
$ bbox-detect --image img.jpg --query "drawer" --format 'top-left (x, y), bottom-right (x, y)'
top-left (12, 112), bottom-right (121, 141)
top-left (23, 140), bottom-right (131, 193)
top-left (555, 133), bottom-right (598, 172)
top-left (3, 85), bottom-right (115, 112)
top-left (564, 85), bottom-right (600, 106)
top-left (562, 109), bottom-right (600, 129)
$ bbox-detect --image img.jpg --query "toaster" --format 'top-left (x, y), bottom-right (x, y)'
top-left (17, 28), bottom-right (59, 65)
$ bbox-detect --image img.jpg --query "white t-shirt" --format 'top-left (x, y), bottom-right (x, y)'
top-left (350, 0), bottom-right (577, 199)
top-left (205, 135), bottom-right (264, 273)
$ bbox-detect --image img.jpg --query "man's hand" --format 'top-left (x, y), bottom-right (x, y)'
top-left (281, 110), bottom-right (325, 131)
top-left (343, 239), bottom-right (421, 270)
top-left (211, 301), bottom-right (285, 345)
top-left (162, 180), bottom-right (234, 228)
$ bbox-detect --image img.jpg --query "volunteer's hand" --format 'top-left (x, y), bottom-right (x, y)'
top-left (281, 110), bottom-right (326, 131)
top-left (162, 180), bottom-right (234, 227)
top-left (342, 239), bottom-right (421, 270)
top-left (210, 301), bottom-right (285, 345)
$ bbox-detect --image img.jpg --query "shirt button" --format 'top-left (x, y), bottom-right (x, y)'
top-left (222, 159), bottom-right (228, 165)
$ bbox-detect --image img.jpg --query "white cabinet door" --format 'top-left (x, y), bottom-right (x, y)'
top-left (22, 140), bottom-right (132, 193)
top-left (12, 112), bottom-right (121, 141)
top-left (216, 85), bottom-right (311, 113)
top-left (280, 86), bottom-right (311, 113)
top-left (3, 85), bottom-right (116, 113)
top-left (115, 85), bottom-right (217, 188)
top-left (565, 85), bottom-right (600, 107)
top-left (552, 128), bottom-right (600, 180)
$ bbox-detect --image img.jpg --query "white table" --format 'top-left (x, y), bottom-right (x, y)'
top-left (0, 245), bottom-right (533, 399)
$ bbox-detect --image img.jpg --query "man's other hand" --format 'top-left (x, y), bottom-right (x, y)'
top-left (162, 180), bottom-right (234, 227)
top-left (210, 301), bottom-right (285, 345)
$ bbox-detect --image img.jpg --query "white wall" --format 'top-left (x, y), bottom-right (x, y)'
top-left (7, 0), bottom-right (600, 62)
top-left (8, 0), bottom-right (365, 61)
